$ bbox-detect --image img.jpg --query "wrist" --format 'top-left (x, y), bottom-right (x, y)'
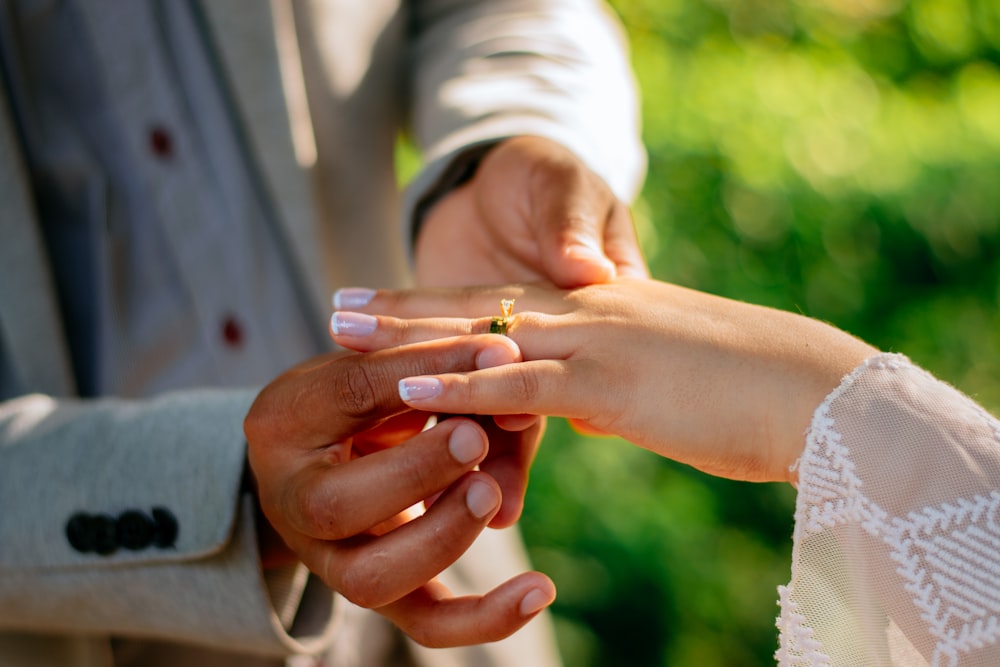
top-left (411, 140), bottom-right (503, 246)
top-left (776, 328), bottom-right (878, 485)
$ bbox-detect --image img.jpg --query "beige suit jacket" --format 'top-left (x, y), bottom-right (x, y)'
top-left (0, 1), bottom-right (644, 665)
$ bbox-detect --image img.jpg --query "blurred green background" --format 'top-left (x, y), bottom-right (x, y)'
top-left (517, 1), bottom-right (1000, 665)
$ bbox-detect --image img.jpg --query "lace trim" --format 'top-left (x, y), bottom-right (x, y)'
top-left (775, 585), bottom-right (832, 666)
top-left (777, 354), bottom-right (1000, 666)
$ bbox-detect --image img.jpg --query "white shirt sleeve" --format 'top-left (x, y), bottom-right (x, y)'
top-left (778, 353), bottom-right (1000, 666)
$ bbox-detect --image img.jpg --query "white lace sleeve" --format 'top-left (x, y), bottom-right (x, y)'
top-left (776, 353), bottom-right (1000, 667)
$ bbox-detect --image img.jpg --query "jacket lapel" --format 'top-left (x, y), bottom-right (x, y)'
top-left (0, 1), bottom-right (325, 398)
top-left (196, 0), bottom-right (327, 317)
top-left (0, 78), bottom-right (75, 397)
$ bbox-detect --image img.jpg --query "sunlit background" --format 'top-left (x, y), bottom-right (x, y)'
top-left (518, 0), bottom-right (1000, 665)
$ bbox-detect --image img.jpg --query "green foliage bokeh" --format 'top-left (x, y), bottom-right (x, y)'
top-left (516, 1), bottom-right (1000, 665)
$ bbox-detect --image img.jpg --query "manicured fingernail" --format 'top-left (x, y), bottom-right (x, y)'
top-left (332, 287), bottom-right (376, 309)
top-left (466, 480), bottom-right (499, 519)
top-left (449, 423), bottom-right (485, 464)
top-left (519, 587), bottom-right (553, 616)
top-left (398, 377), bottom-right (442, 402)
top-left (330, 311), bottom-right (377, 336)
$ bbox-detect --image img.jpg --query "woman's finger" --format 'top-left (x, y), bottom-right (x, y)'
top-left (330, 312), bottom-right (578, 364)
top-left (332, 283), bottom-right (569, 320)
top-left (330, 313), bottom-right (482, 352)
top-left (396, 360), bottom-right (599, 423)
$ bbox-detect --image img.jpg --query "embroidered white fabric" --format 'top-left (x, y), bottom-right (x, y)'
top-left (777, 353), bottom-right (1000, 666)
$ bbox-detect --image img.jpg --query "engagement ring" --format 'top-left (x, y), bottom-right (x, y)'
top-left (489, 298), bottom-right (515, 336)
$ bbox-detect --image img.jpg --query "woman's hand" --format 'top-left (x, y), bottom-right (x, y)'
top-left (329, 279), bottom-right (876, 484)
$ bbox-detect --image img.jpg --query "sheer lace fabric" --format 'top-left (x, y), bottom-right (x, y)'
top-left (777, 354), bottom-right (1000, 666)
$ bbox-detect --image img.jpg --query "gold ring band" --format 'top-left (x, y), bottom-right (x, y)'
top-left (489, 298), bottom-right (516, 336)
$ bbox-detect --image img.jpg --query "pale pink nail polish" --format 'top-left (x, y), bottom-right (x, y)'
top-left (332, 287), bottom-right (376, 309)
top-left (330, 311), bottom-right (377, 336)
top-left (398, 377), bottom-right (442, 401)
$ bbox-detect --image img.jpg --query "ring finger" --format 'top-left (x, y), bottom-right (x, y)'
top-left (330, 311), bottom-right (572, 362)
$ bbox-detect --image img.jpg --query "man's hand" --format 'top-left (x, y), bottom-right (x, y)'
top-left (415, 135), bottom-right (648, 288)
top-left (244, 338), bottom-right (554, 647)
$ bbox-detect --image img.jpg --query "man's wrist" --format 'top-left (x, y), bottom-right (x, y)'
top-left (411, 139), bottom-right (503, 245)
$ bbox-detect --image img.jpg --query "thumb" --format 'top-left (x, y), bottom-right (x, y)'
top-left (602, 199), bottom-right (650, 280)
top-left (536, 187), bottom-right (618, 288)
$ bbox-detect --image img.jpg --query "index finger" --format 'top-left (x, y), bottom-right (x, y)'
top-left (244, 336), bottom-right (520, 451)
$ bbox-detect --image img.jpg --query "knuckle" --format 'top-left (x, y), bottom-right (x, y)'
top-left (331, 361), bottom-right (386, 419)
top-left (507, 311), bottom-right (542, 338)
top-left (560, 211), bottom-right (599, 234)
top-left (243, 393), bottom-right (279, 443)
top-left (242, 409), bottom-right (264, 443)
top-left (338, 553), bottom-right (391, 609)
top-left (506, 367), bottom-right (540, 403)
top-left (404, 620), bottom-right (440, 648)
top-left (526, 151), bottom-right (570, 187)
top-left (293, 483), bottom-right (353, 540)
top-left (393, 319), bottom-right (415, 346)
top-left (376, 290), bottom-right (401, 311)
top-left (395, 456), bottom-right (435, 498)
